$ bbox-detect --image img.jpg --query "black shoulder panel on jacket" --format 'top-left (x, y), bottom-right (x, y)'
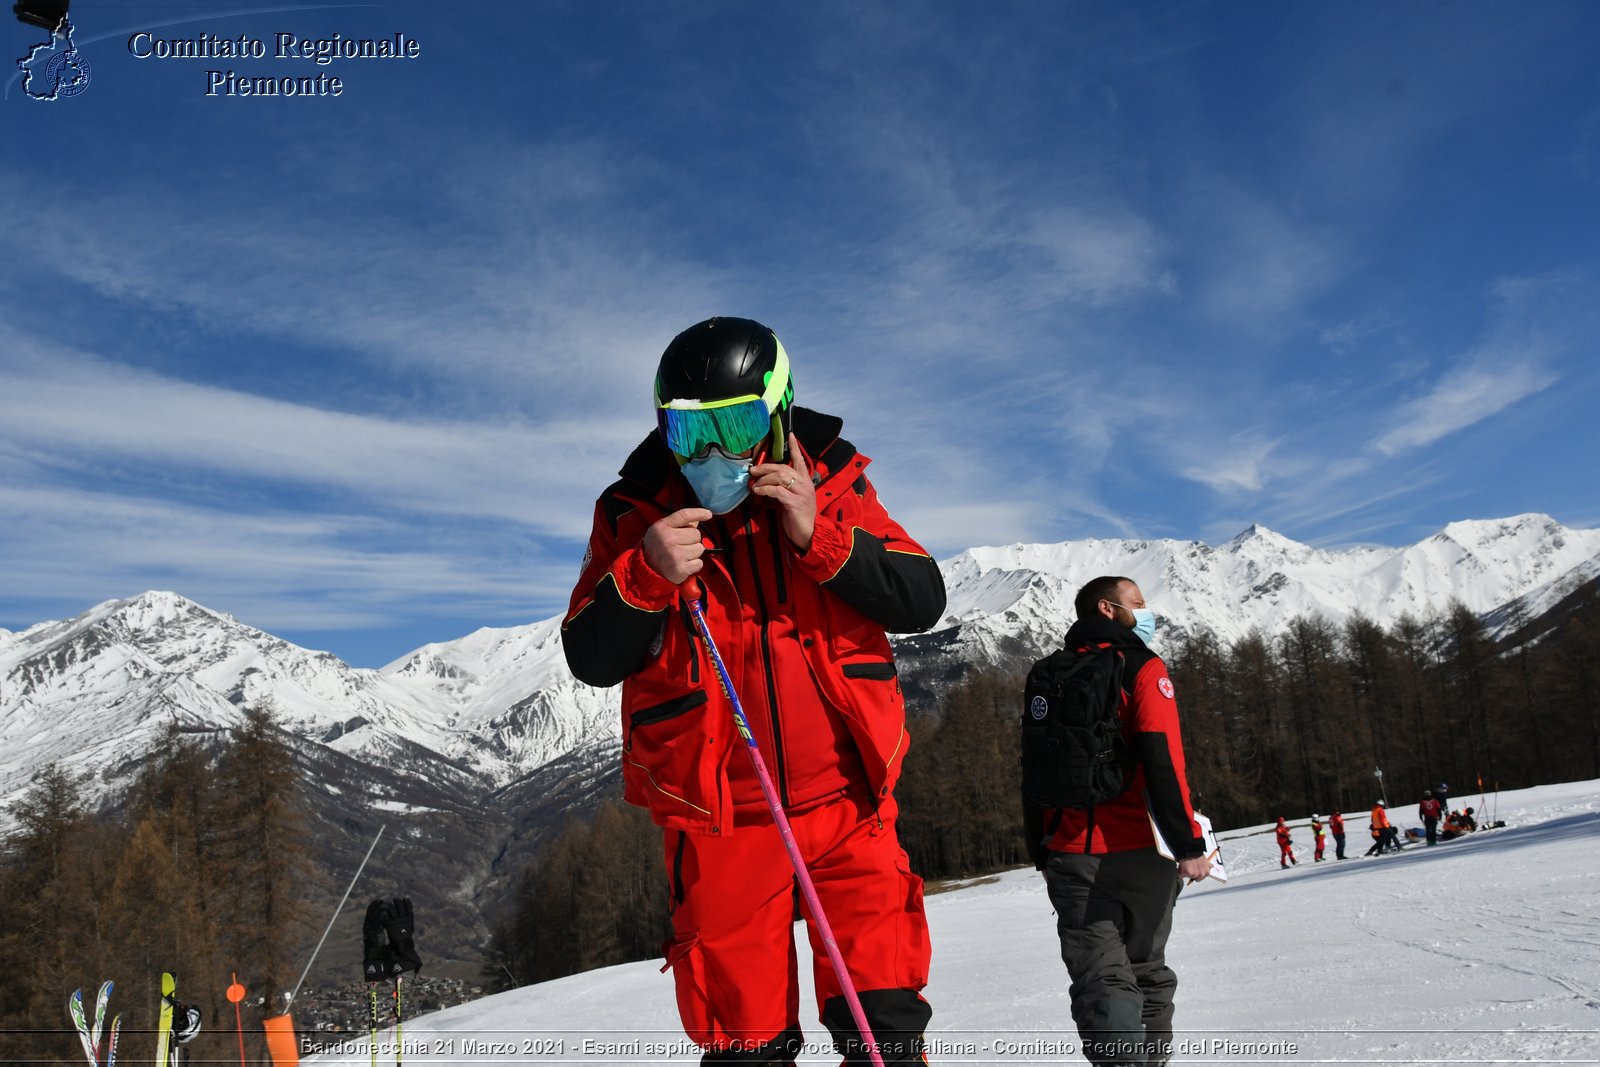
top-left (822, 528), bottom-right (947, 634)
top-left (562, 573), bottom-right (664, 688)
top-left (599, 479), bottom-right (634, 537)
top-left (792, 407), bottom-right (859, 476)
top-left (618, 431), bottom-right (677, 493)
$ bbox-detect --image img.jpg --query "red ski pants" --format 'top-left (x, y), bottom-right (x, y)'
top-left (660, 792), bottom-right (931, 1060)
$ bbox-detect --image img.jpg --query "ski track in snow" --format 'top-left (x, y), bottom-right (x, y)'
top-left (301, 780), bottom-right (1600, 1066)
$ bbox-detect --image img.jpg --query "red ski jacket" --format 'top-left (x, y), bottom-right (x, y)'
top-left (1329, 812), bottom-right (1345, 835)
top-left (1023, 616), bottom-right (1205, 862)
top-left (563, 408), bottom-right (946, 835)
top-left (1419, 798), bottom-right (1443, 820)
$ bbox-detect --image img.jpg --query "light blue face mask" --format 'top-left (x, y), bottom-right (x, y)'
top-left (1128, 607), bottom-right (1157, 644)
top-left (681, 450), bottom-right (752, 514)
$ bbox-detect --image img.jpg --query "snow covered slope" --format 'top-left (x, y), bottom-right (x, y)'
top-left (302, 778), bottom-right (1600, 1067)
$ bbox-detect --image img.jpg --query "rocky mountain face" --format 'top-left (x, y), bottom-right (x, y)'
top-left (2, 513), bottom-right (1595, 973)
top-left (897, 512), bottom-right (1600, 688)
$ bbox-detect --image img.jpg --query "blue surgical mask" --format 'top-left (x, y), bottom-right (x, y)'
top-left (1128, 608), bottom-right (1157, 644)
top-left (681, 451), bottom-right (752, 514)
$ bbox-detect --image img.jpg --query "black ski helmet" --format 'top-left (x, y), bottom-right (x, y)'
top-left (655, 317), bottom-right (794, 461)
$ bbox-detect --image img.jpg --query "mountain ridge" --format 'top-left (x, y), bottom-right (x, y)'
top-left (3, 512), bottom-right (1596, 971)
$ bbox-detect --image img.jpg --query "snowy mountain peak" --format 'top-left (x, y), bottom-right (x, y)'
top-left (1433, 513), bottom-right (1561, 551)
top-left (1227, 522), bottom-right (1295, 549)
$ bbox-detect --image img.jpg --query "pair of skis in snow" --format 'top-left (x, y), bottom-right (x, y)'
top-left (67, 981), bottom-right (119, 1067)
top-left (68, 973), bottom-right (198, 1067)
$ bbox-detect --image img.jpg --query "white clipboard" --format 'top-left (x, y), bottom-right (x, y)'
top-left (1150, 805), bottom-right (1228, 883)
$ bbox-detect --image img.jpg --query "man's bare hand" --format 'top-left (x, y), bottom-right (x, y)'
top-left (643, 508), bottom-right (714, 585)
top-left (749, 434), bottom-right (816, 552)
top-left (1177, 855), bottom-right (1212, 884)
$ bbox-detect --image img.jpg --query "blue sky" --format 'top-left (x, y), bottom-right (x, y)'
top-left (3, 1), bottom-right (1597, 666)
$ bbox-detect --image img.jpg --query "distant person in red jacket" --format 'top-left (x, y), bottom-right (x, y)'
top-left (1309, 815), bottom-right (1327, 861)
top-left (1418, 789), bottom-right (1443, 845)
top-left (1329, 810), bottom-right (1346, 859)
top-left (1275, 817), bottom-right (1297, 868)
top-left (563, 317), bottom-right (946, 1066)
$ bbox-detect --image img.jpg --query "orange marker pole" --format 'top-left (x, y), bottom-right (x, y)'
top-left (226, 975), bottom-right (247, 1067)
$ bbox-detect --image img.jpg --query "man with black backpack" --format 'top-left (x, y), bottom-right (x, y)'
top-left (1022, 576), bottom-right (1210, 1067)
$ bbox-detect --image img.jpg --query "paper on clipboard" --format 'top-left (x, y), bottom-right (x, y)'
top-left (1149, 806), bottom-right (1228, 883)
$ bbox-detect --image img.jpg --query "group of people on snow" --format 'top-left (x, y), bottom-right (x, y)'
top-left (1412, 787), bottom-right (1481, 844)
top-left (563, 318), bottom-right (1210, 1067)
top-left (1271, 786), bottom-right (1483, 868)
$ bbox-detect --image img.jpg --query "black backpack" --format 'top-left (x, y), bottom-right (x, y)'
top-left (1020, 646), bottom-right (1131, 809)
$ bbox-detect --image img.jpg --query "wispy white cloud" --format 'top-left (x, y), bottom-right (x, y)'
top-left (0, 145), bottom-right (738, 418)
top-left (1374, 362), bottom-right (1557, 456)
top-left (1180, 175), bottom-right (1344, 332)
top-left (1372, 272), bottom-right (1589, 455)
top-left (0, 483), bottom-right (551, 623)
top-left (0, 326), bottom-right (639, 539)
top-left (1181, 436), bottom-right (1282, 494)
top-left (1021, 207), bottom-right (1173, 307)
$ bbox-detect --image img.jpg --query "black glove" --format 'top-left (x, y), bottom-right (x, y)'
top-left (385, 897), bottom-right (423, 974)
top-left (362, 898), bottom-right (396, 982)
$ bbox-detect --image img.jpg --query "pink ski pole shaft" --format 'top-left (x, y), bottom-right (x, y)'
top-left (687, 596), bottom-right (887, 1067)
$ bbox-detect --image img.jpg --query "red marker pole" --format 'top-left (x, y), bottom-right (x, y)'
top-left (226, 975), bottom-right (247, 1067)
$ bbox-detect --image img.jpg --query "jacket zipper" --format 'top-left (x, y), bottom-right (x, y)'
top-left (767, 521), bottom-right (788, 604)
top-left (742, 513), bottom-right (789, 808)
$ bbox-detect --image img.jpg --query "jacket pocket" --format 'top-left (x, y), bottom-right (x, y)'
top-left (660, 932), bottom-right (719, 1045)
top-left (628, 690), bottom-right (708, 733)
top-left (895, 852), bottom-right (931, 989)
top-left (623, 690), bottom-right (714, 817)
top-left (842, 660), bottom-right (897, 681)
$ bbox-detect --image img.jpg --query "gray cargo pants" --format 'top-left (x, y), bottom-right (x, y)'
top-left (1044, 847), bottom-right (1181, 1067)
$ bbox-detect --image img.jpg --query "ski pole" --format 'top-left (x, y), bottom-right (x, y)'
top-left (394, 975), bottom-right (404, 1067)
top-left (686, 596), bottom-right (887, 1067)
top-left (288, 824), bottom-right (386, 1010)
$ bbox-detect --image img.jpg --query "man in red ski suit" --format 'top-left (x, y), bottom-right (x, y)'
top-left (1419, 789), bottom-right (1443, 846)
top-left (1328, 810), bottom-right (1346, 860)
top-left (1023, 576), bottom-right (1212, 1067)
top-left (563, 317), bottom-right (946, 1067)
top-left (1275, 817), bottom-right (1296, 868)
